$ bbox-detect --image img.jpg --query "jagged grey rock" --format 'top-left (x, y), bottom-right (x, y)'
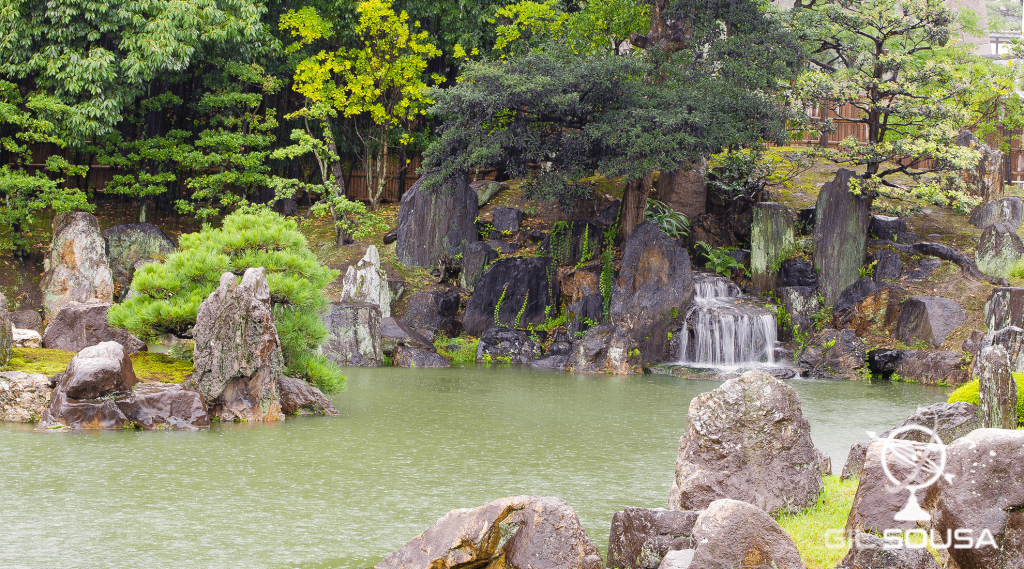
top-left (571, 324), bottom-right (637, 374)
top-left (396, 174), bottom-right (478, 268)
top-left (340, 245), bottom-right (392, 317)
top-left (777, 286), bottom-right (819, 340)
top-left (750, 203), bottom-right (796, 291)
top-left (813, 169), bottom-right (870, 306)
top-left (321, 302), bottom-right (382, 367)
top-left (277, 376), bottom-right (339, 416)
top-left (845, 439), bottom-right (921, 534)
top-left (985, 287), bottom-right (1024, 331)
top-left (836, 532), bottom-right (940, 569)
top-left (37, 342), bottom-right (140, 430)
top-left (777, 258), bottom-right (817, 288)
top-left (10, 309), bottom-right (42, 332)
top-left (607, 508), bottom-right (699, 569)
top-left (491, 207), bottom-right (523, 233)
top-left (871, 249), bottom-right (903, 284)
top-left (957, 130), bottom-right (1005, 205)
top-left (895, 296), bottom-right (967, 348)
top-left (567, 293), bottom-right (603, 338)
top-left (464, 257), bottom-right (559, 336)
top-left (977, 345), bottom-right (1017, 429)
top-left (654, 161), bottom-right (707, 221)
top-left (404, 290), bottom-right (463, 338)
top-left (40, 212), bottom-right (114, 321)
top-left (969, 196), bottom-right (1023, 230)
top-left (41, 299), bottom-right (146, 354)
top-left (797, 328), bottom-right (866, 381)
top-left (458, 241), bottom-right (497, 291)
top-left (669, 370), bottom-right (827, 515)
top-left (657, 550), bottom-right (694, 569)
top-left (103, 223), bottom-right (177, 301)
top-left (475, 328), bottom-right (542, 364)
top-left (392, 345), bottom-right (450, 368)
top-left (380, 317), bottom-right (434, 355)
top-left (975, 223), bottom-right (1024, 278)
top-left (974, 326), bottom-right (1024, 373)
top-left (687, 499), bottom-right (806, 569)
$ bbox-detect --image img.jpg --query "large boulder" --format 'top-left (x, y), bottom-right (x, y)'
top-left (380, 317), bottom-right (434, 355)
top-left (459, 241), bottom-right (498, 291)
top-left (0, 371), bottom-right (51, 423)
top-left (868, 215), bottom-right (918, 244)
top-left (957, 130), bottom-right (1005, 204)
top-left (777, 286), bottom-right (819, 340)
top-left (375, 495), bottom-right (603, 569)
top-left (972, 326), bottom-right (1024, 373)
top-left (836, 532), bottom-right (940, 569)
top-left (40, 212), bottom-right (114, 321)
top-left (893, 349), bottom-right (969, 386)
top-left (340, 245), bottom-right (392, 317)
top-left (277, 376), bottom-right (339, 416)
top-left (797, 328), bottom-right (866, 381)
top-left (928, 429), bottom-right (1024, 569)
top-left (476, 328), bottom-right (542, 364)
top-left (977, 345), bottom-right (1018, 429)
top-left (189, 268), bottom-right (283, 422)
top-left (13, 328), bottom-right (42, 348)
top-left (985, 287), bottom-right (1024, 331)
top-left (115, 382), bottom-right (209, 431)
top-left (41, 299), bottom-right (146, 354)
top-left (895, 296), bottom-right (966, 348)
top-left (610, 221), bottom-right (694, 362)
top-left (103, 223), bottom-right (177, 301)
top-left (607, 508), bottom-right (699, 569)
top-left (38, 342), bottom-right (139, 429)
top-left (393, 345), bottom-right (450, 368)
top-left (567, 293), bottom-right (603, 338)
top-left (669, 370), bottom-right (827, 515)
top-left (685, 499), bottom-right (805, 569)
top-left (750, 203), bottom-right (796, 291)
top-left (403, 290), bottom-right (463, 338)
top-left (813, 169), bottom-right (870, 306)
top-left (321, 302), bottom-right (383, 367)
top-left (0, 292), bottom-right (10, 367)
top-left (464, 258), bottom-right (560, 336)
top-left (396, 174), bottom-right (478, 269)
top-left (969, 196), bottom-right (1022, 230)
top-left (845, 439), bottom-right (920, 534)
top-left (491, 207), bottom-right (524, 233)
top-left (777, 258), bottom-right (817, 288)
top-left (833, 277), bottom-right (877, 323)
top-left (10, 309), bottom-right (42, 333)
top-left (570, 324), bottom-right (638, 374)
top-left (975, 223), bottom-right (1024, 278)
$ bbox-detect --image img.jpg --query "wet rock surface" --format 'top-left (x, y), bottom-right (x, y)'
top-left (458, 241), bottom-right (498, 291)
top-left (836, 532), bottom-right (940, 569)
top-left (380, 317), bottom-right (434, 355)
top-left (567, 293), bottom-right (603, 338)
top-left (277, 376), bottom-right (339, 416)
top-left (40, 212), bottom-right (114, 320)
top-left (977, 345), bottom-right (1017, 429)
top-left (866, 349), bottom-right (903, 378)
top-left (654, 162), bottom-right (707, 221)
top-left (464, 257), bottom-right (559, 336)
top-left (543, 220), bottom-right (603, 267)
top-left (778, 258), bottom-right (817, 288)
top-left (687, 499), bottom-right (806, 569)
top-left (321, 302), bottom-right (383, 367)
top-left (491, 207), bottom-right (524, 233)
top-left (814, 169), bottom-right (870, 306)
top-left (777, 286), bottom-right (819, 339)
top-left (607, 507), bottom-right (699, 569)
top-left (845, 439), bottom-right (919, 534)
top-left (985, 287), bottom-right (1024, 330)
top-left (571, 324), bottom-right (637, 374)
top-left (340, 245), bottom-right (392, 318)
top-left (404, 290), bottom-right (463, 338)
top-left (871, 249), bottom-right (903, 285)
top-left (103, 223), bottom-right (177, 302)
top-left (0, 371), bottom-right (51, 422)
top-left (798, 328), bottom-right (866, 381)
top-left (833, 277), bottom-right (877, 322)
top-left (39, 342), bottom-right (139, 429)
top-left (893, 349), bottom-right (969, 386)
top-left (393, 345), bottom-right (450, 368)
top-left (42, 299), bottom-right (146, 354)
top-left (471, 180), bottom-right (506, 207)
top-left (116, 382), bottom-right (209, 430)
top-left (975, 223), bottom-right (1024, 278)
top-left (10, 309), bottom-right (42, 333)
top-left (396, 175), bottom-right (478, 268)
top-left (903, 257), bottom-right (941, 281)
top-left (750, 203), bottom-right (796, 290)
top-left (0, 293), bottom-right (10, 367)
top-left (13, 328), bottom-right (42, 348)
top-left (895, 296), bottom-right (967, 348)
top-left (476, 328), bottom-right (542, 364)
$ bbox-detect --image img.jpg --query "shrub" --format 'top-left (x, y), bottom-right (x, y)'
top-left (645, 198), bottom-right (689, 239)
top-left (1009, 257), bottom-right (1024, 280)
top-left (947, 372), bottom-right (1024, 426)
top-left (108, 207), bottom-right (345, 392)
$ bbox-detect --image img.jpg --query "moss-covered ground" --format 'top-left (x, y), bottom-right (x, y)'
top-left (5, 348), bottom-right (193, 383)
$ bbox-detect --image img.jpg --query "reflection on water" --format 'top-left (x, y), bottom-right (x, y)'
top-left (0, 366), bottom-right (948, 568)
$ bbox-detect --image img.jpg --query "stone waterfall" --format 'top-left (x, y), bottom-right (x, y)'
top-left (673, 274), bottom-right (778, 367)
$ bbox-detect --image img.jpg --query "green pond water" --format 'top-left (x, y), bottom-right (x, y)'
top-left (0, 366), bottom-right (949, 569)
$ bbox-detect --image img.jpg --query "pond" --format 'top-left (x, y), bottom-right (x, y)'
top-left (0, 366), bottom-right (949, 568)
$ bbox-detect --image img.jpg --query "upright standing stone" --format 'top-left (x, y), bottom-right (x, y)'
top-left (103, 223), bottom-right (177, 301)
top-left (458, 241), bottom-right (498, 291)
top-left (957, 130), bottom-right (1005, 204)
top-left (396, 174), bottom-right (478, 269)
top-left (39, 212), bottom-right (114, 321)
top-left (654, 161), bottom-right (707, 221)
top-left (320, 302), bottom-right (383, 367)
top-left (975, 223), bottom-right (1024, 278)
top-left (985, 287), bottom-right (1024, 330)
top-left (340, 245), bottom-right (392, 317)
top-left (978, 345), bottom-right (1018, 429)
top-left (813, 169), bottom-right (870, 306)
top-left (895, 296), bottom-right (967, 348)
top-left (0, 292), bottom-right (11, 367)
top-left (969, 196), bottom-right (1022, 230)
top-left (750, 203), bottom-right (796, 291)
top-left (464, 257), bottom-right (560, 336)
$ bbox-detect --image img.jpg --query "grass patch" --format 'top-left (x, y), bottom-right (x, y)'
top-left (5, 347), bottom-right (192, 383)
top-left (6, 347), bottom-right (75, 376)
top-left (775, 475), bottom-right (857, 569)
top-left (434, 334), bottom-right (480, 364)
top-left (948, 372), bottom-right (1024, 425)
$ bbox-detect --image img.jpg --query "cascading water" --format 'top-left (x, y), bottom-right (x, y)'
top-left (675, 274), bottom-right (778, 367)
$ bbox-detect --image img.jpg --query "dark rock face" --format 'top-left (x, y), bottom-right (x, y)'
top-left (866, 349), bottom-right (904, 377)
top-left (42, 299), bottom-right (146, 354)
top-left (833, 277), bottom-right (877, 321)
top-left (277, 376), bottom-right (339, 416)
top-left (976, 223), bottom-right (1024, 278)
top-left (985, 287), bottom-right (1024, 330)
top-left (271, 198), bottom-right (298, 216)
top-left (570, 324), bottom-right (637, 374)
top-left (10, 309), bottom-right (42, 332)
top-left (871, 249), bottom-right (903, 285)
top-left (797, 206), bottom-right (816, 235)
top-left (845, 439), bottom-right (920, 534)
top-left (977, 345), bottom-right (1017, 429)
top-left (970, 196), bottom-right (1023, 230)
top-left (404, 290), bottom-right (463, 338)
top-left (836, 532), bottom-right (941, 569)
top-left (610, 222), bottom-right (694, 362)
top-left (903, 257), bottom-right (941, 281)
top-left (375, 495), bottom-right (603, 569)
top-left (458, 241), bottom-right (498, 291)
top-left (869, 215), bottom-right (906, 241)
top-left (895, 296), bottom-right (967, 348)
top-left (559, 266), bottom-right (601, 304)
top-left (380, 317), bottom-right (434, 355)
top-left (929, 429), bottom-right (1024, 569)
top-left (491, 207), bottom-right (524, 233)
top-left (476, 328), bottom-right (542, 364)
top-left (393, 345), bottom-right (450, 368)
top-left (894, 349), bottom-right (969, 386)
top-left (567, 293), bottom-right (603, 338)
top-left (607, 508), bottom-right (699, 569)
top-left (813, 169), bottom-right (870, 306)
top-left (798, 328), bottom-right (866, 381)
top-left (777, 258), bottom-right (817, 288)
top-left (103, 223), bottom-right (177, 302)
top-left (190, 268), bottom-right (283, 422)
top-left (396, 174), bottom-right (478, 268)
top-left (486, 239), bottom-right (518, 255)
top-left (0, 293), bottom-right (10, 367)
top-left (40, 212), bottom-right (114, 320)
top-left (686, 499), bottom-right (805, 569)
top-left (543, 221), bottom-right (603, 267)
top-left (669, 370), bottom-right (827, 515)
top-left (321, 302), bottom-right (382, 367)
top-left (464, 258), bottom-right (559, 336)
top-left (777, 286), bottom-right (819, 340)
top-left (654, 162), bottom-right (707, 221)
top-left (750, 203), bottom-right (796, 290)
top-left (116, 382), bottom-right (210, 430)
top-left (530, 354), bottom-right (570, 370)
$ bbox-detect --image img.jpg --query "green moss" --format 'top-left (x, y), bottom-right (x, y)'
top-left (947, 372), bottom-right (1024, 425)
top-left (775, 475), bottom-right (858, 569)
top-left (435, 334), bottom-right (480, 364)
top-left (6, 347), bottom-right (192, 383)
top-left (6, 348), bottom-right (75, 376)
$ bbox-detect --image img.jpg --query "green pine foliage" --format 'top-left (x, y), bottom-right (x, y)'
top-left (108, 208), bottom-right (345, 393)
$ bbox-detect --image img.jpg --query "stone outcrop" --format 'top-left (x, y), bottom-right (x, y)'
top-left (871, 249), bottom-right (903, 284)
top-left (491, 207), bottom-right (524, 233)
top-left (654, 162), bottom-right (707, 221)
top-left (777, 258), bottom-right (817, 288)
top-left (833, 277), bottom-right (877, 323)
top-left (0, 293), bottom-right (10, 367)
top-left (868, 215), bottom-right (918, 244)
top-left (41, 299), bottom-right (146, 354)
top-left (103, 223), bottom-right (177, 301)
top-left (895, 296), bottom-right (967, 348)
top-left (567, 293), bottom-right (603, 338)
top-left (190, 268), bottom-right (283, 422)
top-left (544, 221), bottom-right (603, 267)
top-left (813, 169), bottom-right (870, 306)
top-left (836, 532), bottom-right (941, 569)
top-left (841, 286), bottom-right (904, 337)
top-left (404, 290), bottom-right (463, 338)
top-left (571, 324), bottom-right (638, 374)
top-left (375, 495), bottom-right (603, 569)
top-left (476, 328), bottom-right (542, 364)
top-left (777, 286), bottom-right (819, 340)
top-left (393, 345), bottom-right (450, 368)
top-left (845, 439), bottom-right (919, 534)
top-left (115, 382), bottom-right (209, 430)
top-left (277, 376), bottom-right (339, 416)
top-left (13, 328), bottom-right (42, 348)
top-left (797, 328), bottom-right (866, 381)
top-left (464, 258), bottom-right (560, 336)
top-left (40, 212), bottom-right (114, 321)
top-left (750, 203), bottom-right (796, 291)
top-left (893, 350), bottom-right (969, 386)
top-left (972, 325), bottom-right (1024, 373)
top-left (380, 317), bottom-right (435, 355)
top-left (610, 221), bottom-right (694, 362)
top-left (977, 345), bottom-right (1018, 429)
top-left (607, 508), bottom-right (699, 569)
top-left (685, 499), bottom-right (806, 569)
top-left (340, 245), bottom-right (392, 317)
top-left (459, 241), bottom-right (498, 291)
top-left (0, 371), bottom-right (51, 422)
top-left (10, 309), bottom-right (42, 332)
top-left (957, 130), bottom-right (1005, 204)
top-left (321, 302), bottom-right (383, 367)
top-left (975, 223), bottom-right (1024, 278)
top-left (559, 267), bottom-right (601, 304)
top-left (928, 429), bottom-right (1024, 569)
top-left (969, 196), bottom-right (1022, 230)
top-left (396, 174), bottom-right (478, 269)
top-left (985, 287), bottom-right (1024, 331)
top-left (669, 370), bottom-right (827, 515)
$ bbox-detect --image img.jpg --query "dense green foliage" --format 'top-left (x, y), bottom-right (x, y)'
top-left (108, 208), bottom-right (344, 392)
top-left (947, 372), bottom-right (1024, 426)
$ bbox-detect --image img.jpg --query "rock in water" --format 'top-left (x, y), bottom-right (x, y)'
top-left (0, 371), bottom-right (52, 423)
top-left (892, 350), bottom-right (969, 386)
top-left (977, 345), bottom-right (1017, 429)
top-left (40, 212), bottom-right (114, 321)
top-left (392, 345), bottom-right (450, 368)
top-left (38, 342), bottom-right (139, 429)
top-left (985, 287), bottom-right (1024, 330)
top-left (610, 221), bottom-right (694, 362)
top-left (975, 223), bottom-right (1024, 278)
top-left (403, 290), bottom-right (463, 338)
top-left (320, 302), bottom-right (383, 367)
top-left (929, 429), bottom-right (1024, 569)
top-left (190, 268), bottom-right (283, 422)
top-left (571, 324), bottom-right (638, 374)
top-left (375, 495), bottom-right (603, 569)
top-left (895, 296), bottom-right (966, 348)
top-left (41, 299), bottom-right (146, 354)
top-left (464, 258), bottom-right (560, 336)
top-left (797, 328), bottom-right (866, 381)
top-left (0, 293), bottom-right (10, 367)
top-left (277, 376), bottom-right (339, 416)
top-left (103, 223), bottom-right (177, 302)
top-left (476, 328), bottom-right (542, 364)
top-left (813, 169), bottom-right (870, 306)
top-left (836, 532), bottom-right (940, 569)
top-left (459, 241), bottom-right (498, 291)
top-left (969, 196), bottom-right (1023, 230)
top-left (669, 370), bottom-right (827, 515)
top-left (607, 508), bottom-right (699, 569)
top-left (116, 382), bottom-right (209, 431)
top-left (750, 203), bottom-right (796, 291)
top-left (687, 499), bottom-right (805, 569)
top-left (340, 245), bottom-right (392, 317)
top-left (396, 174), bottom-right (478, 269)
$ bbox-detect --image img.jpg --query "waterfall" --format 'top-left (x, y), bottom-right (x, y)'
top-left (676, 274), bottom-right (778, 367)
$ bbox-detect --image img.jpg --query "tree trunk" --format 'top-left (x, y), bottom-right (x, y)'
top-left (325, 133), bottom-right (349, 247)
top-left (618, 173), bottom-right (653, 242)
